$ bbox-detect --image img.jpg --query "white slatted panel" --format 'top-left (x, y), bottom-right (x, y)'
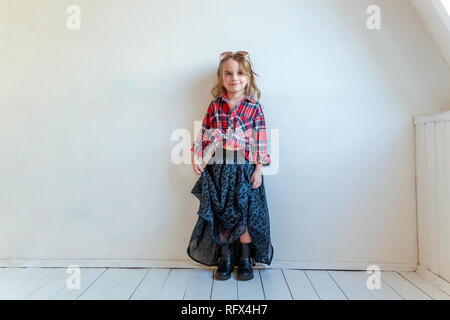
top-left (415, 123), bottom-right (428, 270)
top-left (436, 122), bottom-right (450, 282)
top-left (440, 121), bottom-right (450, 282)
top-left (424, 123), bottom-right (439, 274)
top-left (445, 121), bottom-right (450, 281)
top-left (414, 115), bottom-right (450, 282)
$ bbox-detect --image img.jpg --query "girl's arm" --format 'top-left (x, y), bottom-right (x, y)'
top-left (191, 102), bottom-right (214, 159)
top-left (255, 163), bottom-right (263, 172)
top-left (251, 105), bottom-right (271, 167)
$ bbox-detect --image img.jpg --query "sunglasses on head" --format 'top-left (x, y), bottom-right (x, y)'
top-left (220, 51), bottom-right (249, 60)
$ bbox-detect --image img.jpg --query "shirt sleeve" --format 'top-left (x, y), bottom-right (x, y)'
top-left (251, 105), bottom-right (271, 166)
top-left (191, 102), bottom-right (214, 159)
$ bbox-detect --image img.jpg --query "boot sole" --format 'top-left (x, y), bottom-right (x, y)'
top-left (237, 273), bottom-right (254, 281)
top-left (214, 272), bottom-right (232, 280)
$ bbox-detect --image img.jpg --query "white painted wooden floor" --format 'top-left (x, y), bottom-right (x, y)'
top-left (0, 267), bottom-right (449, 300)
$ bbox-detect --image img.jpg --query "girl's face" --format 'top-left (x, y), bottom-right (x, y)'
top-left (221, 59), bottom-right (249, 97)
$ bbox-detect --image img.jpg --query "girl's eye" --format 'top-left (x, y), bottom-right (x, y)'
top-left (225, 72), bottom-right (244, 75)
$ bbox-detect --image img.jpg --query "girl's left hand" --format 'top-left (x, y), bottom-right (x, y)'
top-left (251, 170), bottom-right (262, 189)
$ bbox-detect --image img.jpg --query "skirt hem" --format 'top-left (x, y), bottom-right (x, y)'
top-left (186, 215), bottom-right (274, 267)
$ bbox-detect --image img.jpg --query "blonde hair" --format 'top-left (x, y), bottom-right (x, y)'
top-left (210, 53), bottom-right (261, 101)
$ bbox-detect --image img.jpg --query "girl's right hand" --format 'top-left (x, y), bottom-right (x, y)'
top-left (192, 163), bottom-right (204, 175)
top-left (192, 152), bottom-right (204, 175)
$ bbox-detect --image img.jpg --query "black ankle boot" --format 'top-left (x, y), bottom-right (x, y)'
top-left (237, 243), bottom-right (254, 281)
top-left (215, 243), bottom-right (234, 280)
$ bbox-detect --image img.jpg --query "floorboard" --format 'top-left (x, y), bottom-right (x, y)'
top-left (0, 267), bottom-right (448, 300)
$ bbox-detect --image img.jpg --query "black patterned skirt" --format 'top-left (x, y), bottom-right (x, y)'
top-left (187, 147), bottom-right (274, 267)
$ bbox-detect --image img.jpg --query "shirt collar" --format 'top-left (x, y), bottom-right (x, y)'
top-left (218, 93), bottom-right (256, 104)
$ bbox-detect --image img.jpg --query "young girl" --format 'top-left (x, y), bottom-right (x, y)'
top-left (187, 51), bottom-right (273, 281)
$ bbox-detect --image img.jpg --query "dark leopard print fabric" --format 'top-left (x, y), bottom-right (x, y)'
top-left (187, 148), bottom-right (274, 266)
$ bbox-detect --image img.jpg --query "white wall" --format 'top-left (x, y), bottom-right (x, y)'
top-left (0, 0), bottom-right (449, 269)
top-left (410, 0), bottom-right (450, 66)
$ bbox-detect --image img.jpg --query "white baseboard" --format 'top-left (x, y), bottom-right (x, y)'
top-left (416, 265), bottom-right (450, 295)
top-left (0, 259), bottom-right (417, 271)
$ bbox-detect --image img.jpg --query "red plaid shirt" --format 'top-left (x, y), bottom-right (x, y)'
top-left (191, 93), bottom-right (271, 166)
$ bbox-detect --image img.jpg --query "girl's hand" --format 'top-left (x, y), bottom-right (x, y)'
top-left (192, 152), bottom-right (204, 175)
top-left (251, 169), bottom-right (262, 189)
top-left (193, 163), bottom-right (204, 175)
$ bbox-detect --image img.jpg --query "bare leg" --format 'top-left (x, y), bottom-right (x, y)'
top-left (240, 225), bottom-right (252, 244)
